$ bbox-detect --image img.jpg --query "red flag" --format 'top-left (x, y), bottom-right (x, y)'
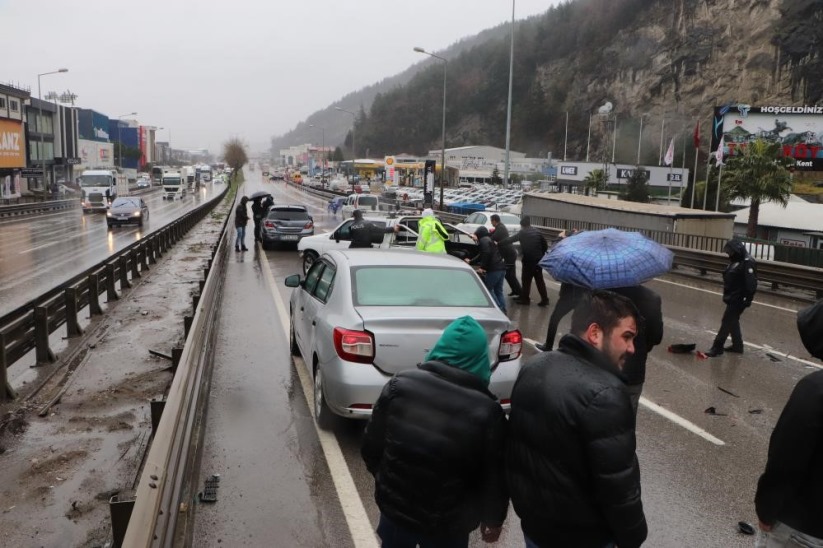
top-left (693, 120), bottom-right (700, 149)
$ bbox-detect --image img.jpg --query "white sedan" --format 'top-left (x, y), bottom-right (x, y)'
top-left (455, 211), bottom-right (521, 238)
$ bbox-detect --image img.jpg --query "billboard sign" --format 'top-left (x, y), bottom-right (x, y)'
top-left (559, 165), bottom-right (578, 176)
top-left (78, 110), bottom-right (111, 142)
top-left (0, 119), bottom-right (26, 168)
top-left (616, 168), bottom-right (650, 180)
top-left (712, 104), bottom-right (823, 170)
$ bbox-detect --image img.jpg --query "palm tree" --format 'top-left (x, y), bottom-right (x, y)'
top-left (724, 139), bottom-right (794, 237)
top-left (584, 169), bottom-right (607, 194)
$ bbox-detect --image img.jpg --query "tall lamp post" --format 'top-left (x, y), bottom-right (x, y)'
top-left (116, 112), bottom-right (137, 170)
top-left (335, 107), bottom-right (356, 190)
top-left (309, 123), bottom-right (326, 181)
top-left (37, 68), bottom-right (68, 191)
top-left (503, 0), bottom-right (515, 190)
top-left (413, 46), bottom-right (448, 209)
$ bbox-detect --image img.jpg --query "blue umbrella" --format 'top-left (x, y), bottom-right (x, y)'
top-left (539, 228), bottom-right (674, 289)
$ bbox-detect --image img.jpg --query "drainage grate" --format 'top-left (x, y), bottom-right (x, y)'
top-left (199, 474), bottom-right (220, 503)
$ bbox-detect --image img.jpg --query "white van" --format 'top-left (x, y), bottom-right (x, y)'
top-left (340, 194), bottom-right (394, 219)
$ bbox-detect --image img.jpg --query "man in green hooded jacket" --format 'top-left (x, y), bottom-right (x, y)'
top-left (416, 208), bottom-right (448, 253)
top-left (362, 316), bottom-right (508, 547)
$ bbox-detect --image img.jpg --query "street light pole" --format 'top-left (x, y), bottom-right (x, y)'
top-left (37, 68), bottom-right (68, 192)
top-left (335, 107), bottom-right (357, 191)
top-left (503, 0), bottom-right (515, 190)
top-left (116, 112), bottom-right (137, 171)
top-left (413, 47), bottom-right (448, 209)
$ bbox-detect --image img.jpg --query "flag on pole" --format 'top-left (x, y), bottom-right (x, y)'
top-left (693, 120), bottom-right (700, 149)
top-left (715, 136), bottom-right (725, 165)
top-left (664, 137), bottom-right (675, 166)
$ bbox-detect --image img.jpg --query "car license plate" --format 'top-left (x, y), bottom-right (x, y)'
top-left (118, 216), bottom-right (128, 220)
top-left (280, 235), bottom-right (299, 241)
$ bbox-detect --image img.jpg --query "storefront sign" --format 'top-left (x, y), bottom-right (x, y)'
top-left (0, 119), bottom-right (26, 168)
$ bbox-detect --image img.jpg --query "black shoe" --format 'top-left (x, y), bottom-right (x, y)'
top-left (705, 348), bottom-right (724, 357)
top-left (537, 300), bottom-right (550, 307)
top-left (235, 246), bottom-right (240, 251)
top-left (241, 246), bottom-right (249, 251)
top-left (514, 299), bottom-right (531, 305)
top-left (535, 343), bottom-right (550, 352)
top-left (723, 345), bottom-right (744, 354)
top-left (508, 291), bottom-right (520, 296)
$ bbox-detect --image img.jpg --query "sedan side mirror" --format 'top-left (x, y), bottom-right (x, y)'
top-left (284, 274), bottom-right (302, 288)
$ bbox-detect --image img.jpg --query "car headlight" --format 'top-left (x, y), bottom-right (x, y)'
top-left (133, 211), bottom-right (141, 216)
top-left (106, 211), bottom-right (113, 217)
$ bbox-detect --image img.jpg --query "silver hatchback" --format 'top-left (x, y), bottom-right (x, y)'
top-left (284, 249), bottom-right (523, 429)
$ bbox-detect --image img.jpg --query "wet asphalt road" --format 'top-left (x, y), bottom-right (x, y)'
top-left (0, 183), bottom-right (221, 316)
top-left (198, 171), bottom-right (817, 547)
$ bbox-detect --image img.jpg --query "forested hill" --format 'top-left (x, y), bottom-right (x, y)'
top-left (281, 0), bottom-right (822, 167)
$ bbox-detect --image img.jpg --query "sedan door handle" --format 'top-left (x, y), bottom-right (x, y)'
top-left (311, 321), bottom-right (316, 326)
top-left (300, 307), bottom-right (304, 312)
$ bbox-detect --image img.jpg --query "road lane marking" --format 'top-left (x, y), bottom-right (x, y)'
top-left (258, 252), bottom-right (378, 548)
top-left (17, 241), bottom-right (61, 254)
top-left (639, 397), bottom-right (725, 446)
top-left (654, 278), bottom-right (799, 313)
top-left (523, 338), bottom-right (726, 445)
top-left (702, 329), bottom-right (822, 370)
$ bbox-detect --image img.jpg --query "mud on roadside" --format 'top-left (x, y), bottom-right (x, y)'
top-left (0, 192), bottom-right (235, 547)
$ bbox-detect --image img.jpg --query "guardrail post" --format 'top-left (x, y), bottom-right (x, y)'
top-left (184, 316), bottom-right (193, 338)
top-left (34, 306), bottom-right (56, 364)
top-left (192, 293), bottom-right (200, 313)
top-left (109, 495), bottom-right (135, 548)
top-left (150, 398), bottom-right (165, 435)
top-left (65, 287), bottom-right (84, 337)
top-left (88, 274), bottom-right (103, 316)
top-left (0, 333), bottom-right (17, 402)
top-left (105, 264), bottom-right (119, 301)
top-left (171, 347), bottom-right (183, 373)
top-left (130, 251), bottom-right (141, 279)
top-left (119, 256), bottom-right (131, 290)
top-left (140, 244), bottom-right (150, 272)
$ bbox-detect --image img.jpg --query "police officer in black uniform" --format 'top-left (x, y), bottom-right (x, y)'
top-left (705, 239), bottom-right (758, 357)
top-left (349, 209), bottom-right (397, 248)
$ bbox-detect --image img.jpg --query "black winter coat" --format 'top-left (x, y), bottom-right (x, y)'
top-left (506, 335), bottom-right (647, 548)
top-left (611, 286), bottom-right (664, 386)
top-left (501, 226), bottom-right (547, 263)
top-left (349, 219), bottom-right (392, 248)
top-left (361, 361), bottom-right (509, 536)
top-left (491, 223), bottom-right (518, 265)
top-left (755, 370), bottom-right (823, 538)
top-left (234, 202), bottom-right (249, 227)
top-left (470, 227), bottom-right (506, 272)
top-left (722, 240), bottom-right (758, 307)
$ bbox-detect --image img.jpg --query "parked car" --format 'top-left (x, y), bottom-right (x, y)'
top-left (284, 249), bottom-right (523, 428)
top-left (260, 205), bottom-right (315, 249)
top-left (455, 211), bottom-right (521, 238)
top-left (107, 196), bottom-right (149, 228)
top-left (297, 214), bottom-right (478, 274)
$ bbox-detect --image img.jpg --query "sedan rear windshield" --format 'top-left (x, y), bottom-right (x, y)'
top-left (352, 266), bottom-right (492, 307)
top-left (269, 208), bottom-right (309, 220)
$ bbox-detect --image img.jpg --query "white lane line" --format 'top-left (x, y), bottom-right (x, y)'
top-left (525, 337), bottom-right (725, 445)
top-left (654, 277), bottom-right (799, 313)
top-left (639, 397), bottom-right (725, 446)
top-left (17, 241), bottom-right (61, 254)
top-left (702, 329), bottom-right (822, 370)
top-left (258, 252), bottom-right (378, 548)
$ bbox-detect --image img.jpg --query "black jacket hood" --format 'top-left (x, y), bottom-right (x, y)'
top-left (724, 239), bottom-right (747, 261)
top-left (797, 300), bottom-right (823, 359)
top-left (475, 226), bottom-right (490, 239)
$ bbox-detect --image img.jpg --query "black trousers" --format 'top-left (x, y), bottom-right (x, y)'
top-left (505, 263), bottom-right (522, 294)
top-left (520, 260), bottom-right (548, 302)
top-left (253, 217), bottom-right (262, 241)
top-left (543, 283), bottom-right (586, 349)
top-left (712, 302), bottom-right (746, 350)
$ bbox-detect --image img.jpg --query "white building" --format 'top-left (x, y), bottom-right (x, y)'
top-left (732, 195), bottom-right (823, 249)
top-left (553, 161), bottom-right (690, 198)
top-left (426, 145), bottom-right (550, 183)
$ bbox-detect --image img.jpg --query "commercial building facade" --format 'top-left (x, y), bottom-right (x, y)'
top-left (0, 83), bottom-right (30, 199)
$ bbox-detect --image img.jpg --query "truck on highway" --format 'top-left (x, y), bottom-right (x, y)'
top-left (200, 165), bottom-right (212, 182)
top-left (183, 166), bottom-right (196, 191)
top-left (79, 169), bottom-right (129, 213)
top-left (162, 169), bottom-right (186, 200)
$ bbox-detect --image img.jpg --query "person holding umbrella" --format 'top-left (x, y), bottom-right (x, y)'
top-left (248, 191), bottom-right (271, 244)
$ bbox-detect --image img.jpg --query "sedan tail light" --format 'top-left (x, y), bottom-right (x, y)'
top-left (264, 220), bottom-right (277, 228)
top-left (304, 220), bottom-right (314, 230)
top-left (498, 330), bottom-right (522, 362)
top-left (333, 328), bottom-right (374, 364)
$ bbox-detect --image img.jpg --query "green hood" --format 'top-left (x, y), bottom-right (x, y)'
top-left (425, 316), bottom-right (491, 386)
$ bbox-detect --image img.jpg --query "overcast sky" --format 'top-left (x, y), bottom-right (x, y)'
top-left (2, 0), bottom-right (562, 154)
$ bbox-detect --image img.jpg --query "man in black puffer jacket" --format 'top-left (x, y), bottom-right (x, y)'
top-left (506, 290), bottom-right (647, 548)
top-left (362, 316), bottom-right (508, 547)
top-left (500, 216), bottom-right (549, 306)
top-left (468, 226), bottom-right (508, 313)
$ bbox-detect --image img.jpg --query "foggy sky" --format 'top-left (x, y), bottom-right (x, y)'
top-left (2, 0), bottom-right (562, 155)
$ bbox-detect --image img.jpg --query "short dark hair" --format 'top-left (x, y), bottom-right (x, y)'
top-left (352, 209), bottom-right (363, 220)
top-left (520, 216), bottom-right (531, 227)
top-left (570, 290), bottom-right (639, 337)
top-left (490, 214), bottom-right (501, 223)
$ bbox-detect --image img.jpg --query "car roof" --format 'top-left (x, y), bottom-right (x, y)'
top-left (326, 248), bottom-right (471, 268)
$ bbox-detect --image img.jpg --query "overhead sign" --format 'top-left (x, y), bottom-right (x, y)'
top-left (616, 168), bottom-right (651, 180)
top-left (667, 173), bottom-right (683, 182)
top-left (712, 104), bottom-right (823, 170)
top-left (0, 119), bottom-right (27, 168)
top-left (559, 165), bottom-right (578, 176)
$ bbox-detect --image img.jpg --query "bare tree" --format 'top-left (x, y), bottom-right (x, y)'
top-left (223, 138), bottom-right (248, 176)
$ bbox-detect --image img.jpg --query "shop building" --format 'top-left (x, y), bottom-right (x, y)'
top-left (0, 83), bottom-right (30, 199)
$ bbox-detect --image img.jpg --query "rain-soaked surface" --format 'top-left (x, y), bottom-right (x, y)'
top-left (0, 183), bottom-right (221, 317)
top-left (0, 169), bottom-right (816, 547)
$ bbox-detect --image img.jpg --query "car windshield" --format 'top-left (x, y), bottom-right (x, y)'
top-left (112, 198), bottom-right (140, 208)
top-left (163, 177), bottom-right (181, 184)
top-left (269, 208), bottom-right (309, 220)
top-left (353, 266), bottom-right (492, 307)
top-left (80, 175), bottom-right (110, 187)
top-left (358, 196), bottom-right (378, 207)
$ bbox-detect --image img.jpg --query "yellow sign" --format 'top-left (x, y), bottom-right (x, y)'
top-left (385, 156), bottom-right (395, 166)
top-left (0, 119), bottom-right (26, 169)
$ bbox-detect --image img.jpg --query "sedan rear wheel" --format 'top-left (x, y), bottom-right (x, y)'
top-left (313, 366), bottom-right (335, 430)
top-left (289, 312), bottom-right (300, 357)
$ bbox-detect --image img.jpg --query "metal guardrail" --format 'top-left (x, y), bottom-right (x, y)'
top-left (0, 185), bottom-right (229, 402)
top-left (0, 198), bottom-right (79, 218)
top-left (122, 189), bottom-right (235, 547)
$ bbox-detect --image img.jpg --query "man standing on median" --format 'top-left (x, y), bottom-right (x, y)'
top-left (506, 290), bottom-right (647, 548)
top-left (362, 315), bottom-right (508, 548)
